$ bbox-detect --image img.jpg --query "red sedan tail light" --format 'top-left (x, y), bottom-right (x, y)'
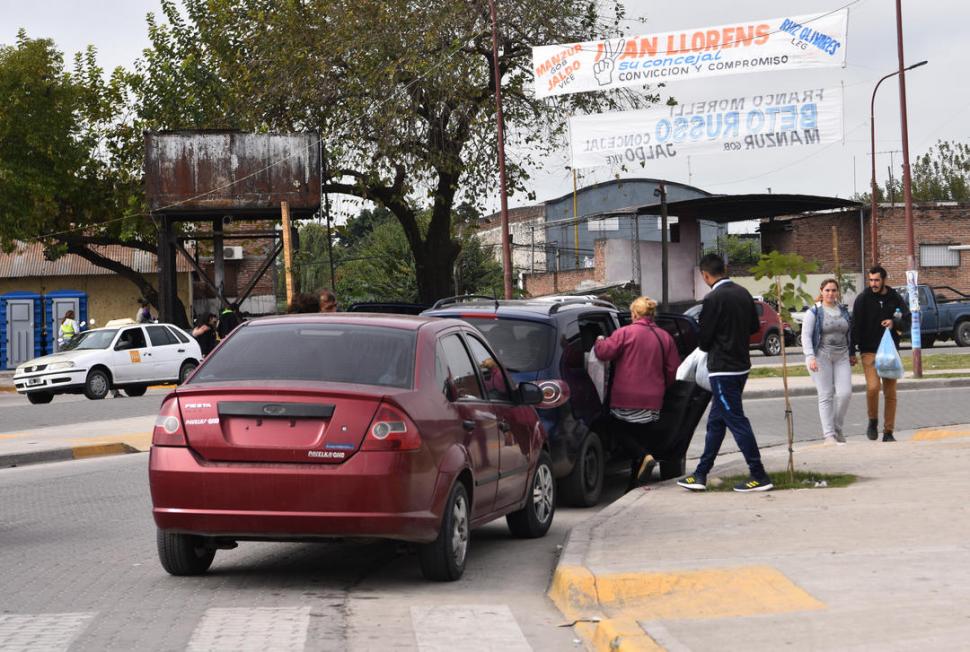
top-left (153, 396), bottom-right (187, 447)
top-left (538, 380), bottom-right (570, 408)
top-left (361, 403), bottom-right (421, 451)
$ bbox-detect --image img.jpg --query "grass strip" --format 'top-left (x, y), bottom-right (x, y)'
top-left (706, 470), bottom-right (857, 491)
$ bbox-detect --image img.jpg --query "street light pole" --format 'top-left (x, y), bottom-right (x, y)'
top-left (868, 59), bottom-right (927, 267)
top-left (488, 0), bottom-right (514, 300)
top-left (895, 0), bottom-right (922, 378)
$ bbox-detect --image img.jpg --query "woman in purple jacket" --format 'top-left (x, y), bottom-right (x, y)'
top-left (594, 296), bottom-right (680, 489)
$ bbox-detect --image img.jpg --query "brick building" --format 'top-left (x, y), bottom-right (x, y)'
top-left (761, 203), bottom-right (970, 291)
top-left (191, 219), bottom-right (279, 317)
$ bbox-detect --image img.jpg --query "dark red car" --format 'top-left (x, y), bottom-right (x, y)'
top-left (149, 314), bottom-right (552, 581)
top-left (685, 299), bottom-right (796, 356)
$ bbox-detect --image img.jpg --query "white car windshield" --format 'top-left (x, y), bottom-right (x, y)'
top-left (61, 329), bottom-right (118, 351)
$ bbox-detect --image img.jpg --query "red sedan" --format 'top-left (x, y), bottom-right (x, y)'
top-left (149, 314), bottom-right (553, 581)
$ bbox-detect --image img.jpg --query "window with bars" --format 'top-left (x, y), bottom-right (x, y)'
top-left (920, 244), bottom-right (960, 268)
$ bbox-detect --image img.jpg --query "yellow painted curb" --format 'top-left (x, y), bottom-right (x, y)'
top-left (913, 428), bottom-right (970, 441)
top-left (67, 432), bottom-right (152, 453)
top-left (71, 442), bottom-right (138, 459)
top-left (551, 564), bottom-right (824, 652)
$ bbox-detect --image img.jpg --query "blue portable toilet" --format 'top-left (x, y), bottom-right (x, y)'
top-left (44, 290), bottom-right (89, 354)
top-left (0, 291), bottom-right (43, 370)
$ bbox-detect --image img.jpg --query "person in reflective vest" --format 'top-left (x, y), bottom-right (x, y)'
top-left (58, 310), bottom-right (80, 348)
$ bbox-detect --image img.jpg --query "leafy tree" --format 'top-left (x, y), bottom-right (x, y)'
top-left (855, 140), bottom-right (970, 204)
top-left (752, 251), bottom-right (818, 482)
top-left (704, 235), bottom-right (761, 269)
top-left (134, 0), bottom-right (651, 303)
top-left (0, 32), bottom-right (190, 324)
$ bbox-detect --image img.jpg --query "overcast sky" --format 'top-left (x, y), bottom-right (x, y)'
top-left (4, 0), bottom-right (966, 227)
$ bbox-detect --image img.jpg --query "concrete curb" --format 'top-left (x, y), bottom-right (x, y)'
top-left (0, 442), bottom-right (141, 469)
top-left (744, 376), bottom-right (970, 399)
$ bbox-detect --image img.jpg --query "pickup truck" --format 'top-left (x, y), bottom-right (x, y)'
top-left (896, 285), bottom-right (970, 347)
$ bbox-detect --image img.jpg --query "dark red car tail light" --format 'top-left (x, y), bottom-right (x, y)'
top-left (361, 403), bottom-right (421, 451)
top-left (153, 396), bottom-right (187, 447)
top-left (538, 380), bottom-right (570, 408)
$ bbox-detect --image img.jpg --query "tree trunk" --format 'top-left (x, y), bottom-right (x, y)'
top-left (62, 241), bottom-right (190, 328)
top-left (414, 238), bottom-right (460, 305)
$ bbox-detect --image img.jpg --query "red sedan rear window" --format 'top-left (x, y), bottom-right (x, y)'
top-left (191, 323), bottom-right (416, 388)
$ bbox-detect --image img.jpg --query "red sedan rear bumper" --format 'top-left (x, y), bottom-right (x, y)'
top-left (150, 445), bottom-right (443, 543)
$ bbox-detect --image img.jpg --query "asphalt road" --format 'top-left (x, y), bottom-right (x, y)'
top-left (0, 451), bottom-right (632, 651)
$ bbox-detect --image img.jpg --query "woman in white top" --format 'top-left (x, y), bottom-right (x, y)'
top-left (800, 278), bottom-right (856, 445)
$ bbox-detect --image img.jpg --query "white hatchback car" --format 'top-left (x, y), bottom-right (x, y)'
top-left (13, 323), bottom-right (202, 404)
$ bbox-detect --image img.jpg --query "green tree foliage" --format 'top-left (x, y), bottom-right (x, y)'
top-left (704, 235), bottom-right (761, 268)
top-left (855, 140), bottom-right (970, 204)
top-left (332, 207), bottom-right (506, 303)
top-left (751, 252), bottom-right (818, 323)
top-left (0, 32), bottom-right (189, 323)
top-left (134, 0), bottom-right (652, 303)
top-left (295, 222), bottom-right (336, 294)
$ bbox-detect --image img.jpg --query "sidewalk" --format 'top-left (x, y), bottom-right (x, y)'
top-left (549, 424), bottom-right (970, 651)
top-left (0, 416), bottom-right (153, 467)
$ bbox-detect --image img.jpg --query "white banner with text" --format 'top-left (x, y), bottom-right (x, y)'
top-left (533, 10), bottom-right (847, 98)
top-left (569, 86), bottom-right (843, 168)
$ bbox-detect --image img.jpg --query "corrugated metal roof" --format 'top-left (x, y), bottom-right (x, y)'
top-left (0, 241), bottom-right (193, 278)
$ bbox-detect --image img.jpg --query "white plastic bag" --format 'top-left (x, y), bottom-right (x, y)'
top-left (875, 328), bottom-right (904, 380)
top-left (585, 349), bottom-right (608, 402)
top-left (677, 347), bottom-right (711, 391)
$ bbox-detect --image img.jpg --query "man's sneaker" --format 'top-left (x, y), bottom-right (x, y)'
top-left (677, 474), bottom-right (707, 491)
top-left (734, 477), bottom-right (774, 492)
top-left (834, 431), bottom-right (847, 445)
top-left (823, 435), bottom-right (838, 446)
top-left (637, 455), bottom-right (657, 483)
top-left (882, 431), bottom-right (896, 442)
top-left (866, 419), bottom-right (878, 440)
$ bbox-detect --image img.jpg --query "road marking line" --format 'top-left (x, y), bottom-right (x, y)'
top-left (411, 604), bottom-right (531, 652)
top-left (913, 428), bottom-right (970, 441)
top-left (0, 612), bottom-right (94, 651)
top-left (187, 607), bottom-right (311, 652)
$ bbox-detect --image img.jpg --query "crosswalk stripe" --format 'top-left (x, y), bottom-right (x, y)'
top-left (0, 612), bottom-right (94, 651)
top-left (410, 604), bottom-right (532, 652)
top-left (187, 607), bottom-right (311, 651)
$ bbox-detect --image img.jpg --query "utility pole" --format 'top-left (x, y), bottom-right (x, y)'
top-left (281, 201), bottom-right (295, 307)
top-left (895, 0), bottom-right (921, 377)
top-left (488, 0), bottom-right (513, 299)
top-left (655, 183), bottom-right (669, 311)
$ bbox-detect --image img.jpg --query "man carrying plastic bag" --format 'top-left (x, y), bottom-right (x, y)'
top-left (875, 328), bottom-right (904, 380)
top-left (851, 265), bottom-right (910, 442)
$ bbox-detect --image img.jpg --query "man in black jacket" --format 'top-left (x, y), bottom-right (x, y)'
top-left (851, 265), bottom-right (910, 442)
top-left (678, 254), bottom-right (773, 492)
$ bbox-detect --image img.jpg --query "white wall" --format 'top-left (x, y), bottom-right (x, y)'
top-left (602, 217), bottom-right (700, 303)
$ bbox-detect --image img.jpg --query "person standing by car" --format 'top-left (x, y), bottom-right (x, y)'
top-left (593, 296), bottom-right (679, 489)
top-left (802, 278), bottom-right (855, 446)
top-left (319, 289), bottom-right (338, 313)
top-left (135, 298), bottom-right (154, 323)
top-left (57, 310), bottom-right (80, 351)
top-left (852, 265), bottom-right (910, 442)
top-left (217, 304), bottom-right (241, 339)
top-left (678, 254), bottom-right (773, 492)
top-left (192, 313), bottom-right (219, 356)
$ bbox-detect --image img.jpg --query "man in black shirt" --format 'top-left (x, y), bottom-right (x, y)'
top-left (851, 265), bottom-right (909, 442)
top-left (678, 254), bottom-right (773, 492)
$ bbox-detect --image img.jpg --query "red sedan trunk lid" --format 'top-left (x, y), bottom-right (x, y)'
top-left (176, 387), bottom-right (381, 464)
